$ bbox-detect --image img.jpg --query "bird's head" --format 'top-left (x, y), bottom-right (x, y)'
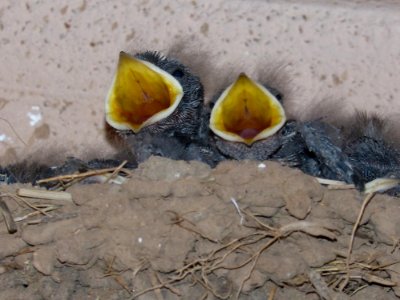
top-left (105, 51), bottom-right (204, 138)
top-left (209, 73), bottom-right (286, 146)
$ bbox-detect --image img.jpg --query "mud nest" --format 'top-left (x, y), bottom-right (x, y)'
top-left (1, 157), bottom-right (400, 299)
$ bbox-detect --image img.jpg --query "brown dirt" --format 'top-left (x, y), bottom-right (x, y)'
top-left (1, 157), bottom-right (400, 299)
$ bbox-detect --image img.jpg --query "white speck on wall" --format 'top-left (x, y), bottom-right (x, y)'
top-left (138, 237), bottom-right (143, 243)
top-left (27, 106), bottom-right (42, 126)
top-left (258, 163), bottom-right (266, 169)
top-left (0, 134), bottom-right (11, 142)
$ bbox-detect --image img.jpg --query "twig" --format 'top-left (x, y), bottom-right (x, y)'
top-left (14, 205), bottom-right (59, 222)
top-left (208, 234), bottom-right (268, 272)
top-left (154, 271), bottom-right (181, 296)
top-left (149, 269), bottom-right (165, 300)
top-left (314, 259), bottom-right (395, 297)
top-left (236, 236), bottom-right (280, 299)
top-left (241, 209), bottom-right (277, 232)
top-left (340, 192), bottom-right (375, 291)
top-left (193, 273), bottom-right (231, 299)
top-left (133, 209), bottom-right (340, 299)
top-left (130, 278), bottom-right (179, 299)
top-left (102, 256), bottom-right (132, 293)
top-left (0, 198), bottom-right (17, 233)
top-left (104, 160), bottom-right (128, 184)
top-left (36, 165), bottom-right (131, 184)
top-left (5, 193), bottom-right (50, 217)
top-left (350, 285), bottom-right (368, 296)
top-left (309, 270), bottom-right (336, 300)
top-left (166, 211), bottom-right (218, 243)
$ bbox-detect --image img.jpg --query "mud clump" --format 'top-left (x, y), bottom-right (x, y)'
top-left (0, 156), bottom-right (399, 299)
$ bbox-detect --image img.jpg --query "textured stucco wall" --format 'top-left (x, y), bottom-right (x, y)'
top-left (0, 0), bottom-right (399, 162)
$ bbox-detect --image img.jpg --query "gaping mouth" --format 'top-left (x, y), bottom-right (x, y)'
top-left (209, 73), bottom-right (286, 145)
top-left (105, 52), bottom-right (183, 133)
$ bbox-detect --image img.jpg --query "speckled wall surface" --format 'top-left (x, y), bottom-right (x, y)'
top-left (0, 0), bottom-right (399, 162)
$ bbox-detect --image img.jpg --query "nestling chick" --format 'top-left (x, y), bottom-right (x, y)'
top-left (343, 112), bottom-right (400, 194)
top-left (209, 73), bottom-right (286, 160)
top-left (206, 72), bottom-right (378, 190)
top-left (105, 51), bottom-right (223, 166)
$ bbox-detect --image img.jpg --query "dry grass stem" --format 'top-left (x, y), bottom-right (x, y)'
top-left (6, 193), bottom-right (51, 217)
top-left (36, 160), bottom-right (131, 189)
top-left (132, 205), bottom-right (341, 299)
top-left (315, 177), bottom-right (354, 189)
top-left (167, 210), bottom-right (219, 243)
top-left (14, 204), bottom-right (59, 222)
top-left (0, 197), bottom-right (17, 233)
top-left (316, 255), bottom-right (396, 295)
top-left (341, 192), bottom-right (375, 291)
top-left (267, 285), bottom-right (277, 300)
top-left (17, 188), bottom-right (72, 202)
top-left (104, 160), bottom-right (128, 183)
top-left (364, 178), bottom-right (400, 194)
top-left (327, 184), bottom-right (356, 190)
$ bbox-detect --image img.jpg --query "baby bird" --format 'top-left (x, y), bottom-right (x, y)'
top-left (209, 73), bottom-right (286, 160)
top-left (105, 51), bottom-right (223, 166)
top-left (343, 113), bottom-right (400, 193)
top-left (206, 73), bottom-right (400, 191)
top-left (106, 51), bottom-right (203, 138)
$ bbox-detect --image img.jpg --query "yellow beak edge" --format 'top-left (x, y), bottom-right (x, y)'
top-left (209, 73), bottom-right (286, 145)
top-left (105, 52), bottom-right (183, 133)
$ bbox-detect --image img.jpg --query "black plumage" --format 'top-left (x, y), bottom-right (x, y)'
top-left (342, 113), bottom-right (400, 194)
top-left (126, 51), bottom-right (204, 139)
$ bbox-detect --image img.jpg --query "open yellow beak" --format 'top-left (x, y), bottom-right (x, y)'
top-left (209, 73), bottom-right (286, 145)
top-left (105, 52), bottom-right (183, 133)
